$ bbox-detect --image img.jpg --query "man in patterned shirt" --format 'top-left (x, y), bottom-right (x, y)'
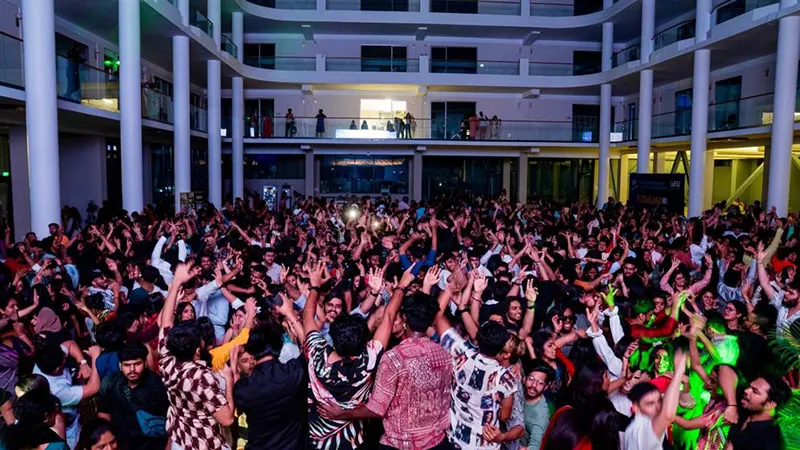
top-left (158, 262), bottom-right (236, 450)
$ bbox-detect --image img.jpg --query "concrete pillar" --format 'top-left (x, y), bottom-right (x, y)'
top-left (762, 145), bottom-right (771, 205)
top-left (413, 152), bottom-right (423, 202)
top-left (304, 150), bottom-right (314, 198)
top-left (766, 11), bottom-right (800, 215)
top-left (208, 0), bottom-right (221, 48)
top-left (119, 0), bottom-right (143, 213)
top-left (173, 35), bottom-right (191, 212)
top-left (640, 0), bottom-right (655, 62)
top-left (696, 0), bottom-right (712, 42)
top-left (518, 152), bottom-right (529, 202)
top-left (637, 70), bottom-right (653, 173)
top-left (602, 22), bottom-right (614, 72)
top-left (502, 158), bottom-right (511, 196)
top-left (704, 150), bottom-right (715, 210)
top-left (21, 0), bottom-right (60, 236)
top-left (208, 60), bottom-right (222, 207)
top-left (178, 0), bottom-right (189, 26)
top-left (231, 12), bottom-right (244, 200)
top-left (688, 49), bottom-right (711, 217)
top-left (598, 84), bottom-right (612, 207)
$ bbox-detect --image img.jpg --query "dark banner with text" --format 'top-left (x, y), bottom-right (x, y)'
top-left (629, 174), bottom-right (685, 213)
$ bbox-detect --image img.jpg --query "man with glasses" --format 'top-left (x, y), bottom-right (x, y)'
top-left (519, 360), bottom-right (554, 450)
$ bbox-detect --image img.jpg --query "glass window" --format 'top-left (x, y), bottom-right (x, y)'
top-left (191, 147), bottom-right (208, 193)
top-left (151, 145), bottom-right (174, 208)
top-left (244, 155), bottom-right (304, 179)
top-left (319, 156), bottom-right (408, 194)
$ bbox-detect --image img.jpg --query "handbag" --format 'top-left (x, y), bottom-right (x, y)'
top-left (136, 409), bottom-right (167, 438)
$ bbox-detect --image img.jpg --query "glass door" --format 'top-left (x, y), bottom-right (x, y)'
top-left (675, 89), bottom-right (692, 135)
top-left (714, 76), bottom-right (742, 130)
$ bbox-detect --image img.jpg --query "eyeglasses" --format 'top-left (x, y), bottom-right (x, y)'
top-left (560, 315), bottom-right (575, 323)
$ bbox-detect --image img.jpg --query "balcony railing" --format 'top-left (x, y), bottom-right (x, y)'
top-left (326, 0), bottom-right (422, 11)
top-left (528, 61), bottom-right (573, 76)
top-left (530, 1), bottom-right (573, 16)
top-left (431, 59), bottom-right (520, 75)
top-left (222, 35), bottom-right (238, 59)
top-left (431, 0), bottom-right (522, 15)
top-left (612, 44), bottom-right (640, 67)
top-left (142, 87), bottom-right (174, 124)
top-left (0, 32), bottom-right (23, 89)
top-left (232, 115), bottom-right (599, 142)
top-left (612, 90), bottom-right (800, 141)
top-left (713, 0), bottom-right (779, 25)
top-left (244, 56), bottom-right (316, 71)
top-left (247, 0), bottom-right (316, 9)
top-left (191, 105), bottom-right (208, 132)
top-left (326, 57), bottom-right (421, 72)
top-left (190, 8), bottom-right (213, 38)
top-left (56, 55), bottom-right (119, 112)
top-left (653, 19), bottom-right (696, 51)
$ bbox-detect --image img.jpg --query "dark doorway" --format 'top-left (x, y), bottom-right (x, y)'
top-left (572, 104), bottom-right (600, 142)
top-left (431, 101), bottom-right (476, 140)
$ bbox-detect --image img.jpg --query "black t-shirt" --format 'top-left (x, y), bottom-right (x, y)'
top-left (234, 357), bottom-right (307, 450)
top-left (728, 418), bottom-right (782, 450)
top-left (97, 370), bottom-right (169, 450)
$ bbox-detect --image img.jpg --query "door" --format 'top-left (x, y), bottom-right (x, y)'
top-left (431, 102), bottom-right (476, 140)
top-left (572, 104), bottom-right (600, 142)
top-left (106, 140), bottom-right (122, 210)
top-left (714, 76), bottom-right (742, 130)
top-left (674, 89), bottom-right (693, 135)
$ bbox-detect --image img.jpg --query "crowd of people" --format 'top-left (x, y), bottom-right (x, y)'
top-left (0, 192), bottom-right (797, 450)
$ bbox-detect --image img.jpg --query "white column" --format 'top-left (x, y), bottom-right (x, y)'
top-left (208, 0), bottom-right (221, 48)
top-left (413, 152), bottom-right (423, 201)
top-left (637, 70), bottom-right (653, 173)
top-left (231, 12), bottom-right (244, 200)
top-left (598, 84), bottom-right (612, 206)
top-left (119, 0), bottom-right (143, 213)
top-left (688, 49), bottom-right (711, 217)
top-left (502, 159), bottom-right (511, 196)
top-left (173, 35), bottom-right (191, 212)
top-left (767, 11), bottom-right (800, 215)
top-left (207, 60), bottom-right (222, 207)
top-left (518, 152), bottom-right (529, 202)
top-left (695, 0), bottom-right (712, 42)
top-left (178, 0), bottom-right (189, 26)
top-left (304, 150), bottom-right (314, 197)
top-left (21, 0), bottom-right (60, 236)
top-left (640, 0), bottom-right (655, 62)
top-left (602, 22), bottom-right (614, 72)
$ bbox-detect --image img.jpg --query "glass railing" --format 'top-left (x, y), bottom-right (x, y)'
top-left (190, 8), bottom-right (213, 38)
top-left (612, 119), bottom-right (638, 142)
top-left (326, 57), bottom-right (420, 72)
top-left (235, 115), bottom-right (599, 142)
top-left (431, 0), bottom-right (522, 15)
top-left (612, 45), bottom-right (640, 67)
top-left (327, 0), bottom-right (422, 10)
top-left (221, 35), bottom-right (238, 59)
top-left (244, 56), bottom-right (316, 71)
top-left (0, 32), bottom-right (23, 89)
top-left (191, 105), bottom-right (208, 132)
top-left (56, 55), bottom-right (119, 111)
top-left (248, 0), bottom-right (316, 9)
top-left (142, 87), bottom-right (174, 124)
top-left (714, 0), bottom-right (779, 25)
top-left (530, 1), bottom-right (573, 16)
top-left (653, 19), bottom-right (696, 51)
top-left (528, 61), bottom-right (573, 76)
top-left (431, 59), bottom-right (519, 75)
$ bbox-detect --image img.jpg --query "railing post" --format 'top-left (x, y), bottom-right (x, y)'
top-left (521, 0), bottom-right (530, 16)
top-left (519, 58), bottom-right (529, 76)
top-left (316, 54), bottom-right (325, 72)
top-left (420, 0), bottom-right (430, 12)
top-left (317, 0), bottom-right (325, 11)
top-left (419, 55), bottom-right (430, 74)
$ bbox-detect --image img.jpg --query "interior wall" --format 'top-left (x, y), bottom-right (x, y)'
top-left (59, 135), bottom-right (107, 212)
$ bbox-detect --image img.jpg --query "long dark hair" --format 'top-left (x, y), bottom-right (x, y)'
top-left (77, 418), bottom-right (116, 450)
top-left (567, 359), bottom-right (608, 406)
top-left (543, 397), bottom-right (620, 450)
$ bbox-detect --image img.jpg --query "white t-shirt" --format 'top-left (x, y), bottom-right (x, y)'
top-left (33, 365), bottom-right (83, 448)
top-left (623, 413), bottom-right (664, 450)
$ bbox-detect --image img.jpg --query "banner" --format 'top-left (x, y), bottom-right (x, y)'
top-left (629, 174), bottom-right (685, 213)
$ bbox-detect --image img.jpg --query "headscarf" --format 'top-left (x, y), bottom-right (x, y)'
top-left (34, 307), bottom-right (62, 334)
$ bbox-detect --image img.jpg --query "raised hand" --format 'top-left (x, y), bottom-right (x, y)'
top-left (473, 271), bottom-right (489, 293)
top-left (367, 267), bottom-right (384, 294)
top-left (524, 279), bottom-right (538, 306)
top-left (423, 265), bottom-right (442, 291)
top-left (398, 263), bottom-right (417, 289)
top-left (309, 261), bottom-right (325, 288)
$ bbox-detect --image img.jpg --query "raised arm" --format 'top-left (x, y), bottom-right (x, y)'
top-left (755, 243), bottom-right (778, 302)
top-left (159, 262), bottom-right (195, 329)
top-left (303, 261), bottom-right (326, 333)
top-left (652, 350), bottom-right (688, 437)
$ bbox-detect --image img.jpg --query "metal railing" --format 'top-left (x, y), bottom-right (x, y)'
top-left (244, 56), bottom-right (316, 71)
top-left (430, 0), bottom-right (522, 15)
top-left (222, 35), bottom-right (238, 59)
top-left (431, 59), bottom-right (519, 75)
top-left (231, 115), bottom-right (600, 142)
top-left (247, 0), bottom-right (316, 9)
top-left (56, 54), bottom-right (119, 112)
top-left (612, 44), bottom-right (640, 67)
top-left (528, 61), bottom-right (573, 76)
top-left (530, 1), bottom-right (573, 16)
top-left (326, 0), bottom-right (422, 11)
top-left (189, 8), bottom-right (213, 38)
top-left (713, 0), bottom-right (779, 25)
top-left (325, 57), bottom-right (420, 72)
top-left (653, 19), bottom-right (696, 51)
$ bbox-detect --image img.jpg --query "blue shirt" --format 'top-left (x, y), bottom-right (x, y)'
top-left (400, 249), bottom-right (437, 275)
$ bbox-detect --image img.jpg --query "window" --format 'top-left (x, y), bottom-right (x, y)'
top-left (432, 0), bottom-right (477, 14)
top-left (422, 157), bottom-right (502, 200)
top-left (361, 0), bottom-right (409, 11)
top-left (244, 155), bottom-right (304, 179)
top-left (361, 46), bottom-right (408, 72)
top-left (152, 77), bottom-right (173, 96)
top-left (573, 51), bottom-right (601, 75)
top-left (243, 43), bottom-right (276, 69)
top-left (151, 145), bottom-right (174, 208)
top-left (713, 76), bottom-right (742, 131)
top-left (674, 89), bottom-right (692, 135)
top-left (191, 147), bottom-right (208, 193)
top-left (431, 47), bottom-right (477, 74)
top-left (319, 156), bottom-right (409, 194)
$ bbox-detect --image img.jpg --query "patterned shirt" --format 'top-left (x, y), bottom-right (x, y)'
top-left (366, 336), bottom-right (452, 450)
top-left (305, 330), bottom-right (383, 450)
top-left (157, 328), bottom-right (230, 450)
top-left (440, 329), bottom-right (518, 450)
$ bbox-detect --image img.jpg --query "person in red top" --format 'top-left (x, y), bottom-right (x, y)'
top-left (628, 296), bottom-right (682, 341)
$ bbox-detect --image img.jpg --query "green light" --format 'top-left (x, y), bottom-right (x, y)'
top-left (2, 172), bottom-right (9, 177)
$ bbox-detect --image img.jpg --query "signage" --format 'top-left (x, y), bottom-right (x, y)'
top-left (629, 173), bottom-right (685, 213)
